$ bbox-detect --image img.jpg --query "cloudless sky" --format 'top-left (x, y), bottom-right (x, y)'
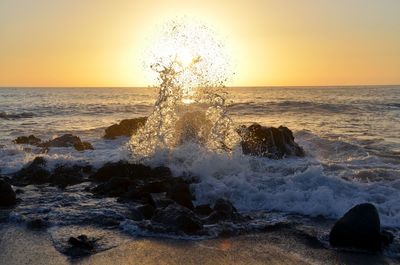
top-left (1, 0), bottom-right (399, 87)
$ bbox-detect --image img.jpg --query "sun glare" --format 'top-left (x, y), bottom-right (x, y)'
top-left (145, 19), bottom-right (232, 104)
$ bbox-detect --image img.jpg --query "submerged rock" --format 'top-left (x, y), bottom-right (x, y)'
top-left (104, 117), bottom-right (147, 139)
top-left (0, 180), bottom-right (16, 206)
top-left (13, 135), bottom-right (42, 145)
top-left (238, 123), bottom-right (304, 159)
top-left (329, 203), bottom-right (393, 251)
top-left (39, 134), bottom-right (94, 151)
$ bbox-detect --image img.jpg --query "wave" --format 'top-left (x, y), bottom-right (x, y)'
top-left (0, 111), bottom-right (34, 119)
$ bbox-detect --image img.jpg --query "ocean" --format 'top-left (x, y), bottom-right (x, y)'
top-left (1, 86), bottom-right (400, 239)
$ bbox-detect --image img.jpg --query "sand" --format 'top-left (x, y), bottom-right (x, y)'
top-left (0, 224), bottom-right (398, 265)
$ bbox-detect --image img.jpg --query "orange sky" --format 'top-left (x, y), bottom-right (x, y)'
top-left (0, 0), bottom-right (399, 87)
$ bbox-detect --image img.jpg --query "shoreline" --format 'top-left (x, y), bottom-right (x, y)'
top-left (1, 224), bottom-right (398, 265)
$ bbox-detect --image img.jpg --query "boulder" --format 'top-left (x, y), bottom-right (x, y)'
top-left (137, 204), bottom-right (155, 219)
top-left (238, 123), bottom-right (304, 159)
top-left (329, 203), bottom-right (392, 251)
top-left (13, 135), bottom-right (42, 145)
top-left (0, 180), bottom-right (16, 206)
top-left (151, 203), bottom-right (203, 234)
top-left (39, 134), bottom-right (94, 151)
top-left (104, 117), bottom-right (147, 139)
top-left (13, 157), bottom-right (51, 185)
top-left (166, 182), bottom-right (194, 210)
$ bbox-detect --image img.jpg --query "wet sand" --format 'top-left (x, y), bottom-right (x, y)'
top-left (1, 224), bottom-right (399, 265)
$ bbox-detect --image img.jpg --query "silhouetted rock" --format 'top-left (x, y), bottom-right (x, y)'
top-left (329, 203), bottom-right (391, 251)
top-left (13, 135), bottom-right (42, 145)
top-left (148, 192), bottom-right (174, 208)
top-left (194, 204), bottom-right (213, 216)
top-left (0, 180), bottom-right (16, 206)
top-left (27, 218), bottom-right (48, 229)
top-left (65, 235), bottom-right (98, 257)
top-left (238, 123), bottom-right (304, 159)
top-left (104, 117), bottom-right (147, 139)
top-left (166, 182), bottom-right (194, 210)
top-left (151, 203), bottom-right (203, 234)
top-left (137, 204), bottom-right (155, 219)
top-left (13, 157), bottom-right (51, 185)
top-left (39, 134), bottom-right (94, 151)
top-left (206, 198), bottom-right (244, 224)
top-left (51, 164), bottom-right (91, 188)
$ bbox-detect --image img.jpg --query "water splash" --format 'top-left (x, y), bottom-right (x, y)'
top-left (130, 19), bottom-right (239, 160)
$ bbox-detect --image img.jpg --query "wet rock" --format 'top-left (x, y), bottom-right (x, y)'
top-left (206, 198), bottom-right (243, 224)
top-left (92, 176), bottom-right (135, 197)
top-left (166, 182), bottom-right (194, 210)
top-left (151, 203), bottom-right (203, 234)
top-left (51, 164), bottom-right (91, 188)
top-left (90, 161), bottom-right (163, 182)
top-left (27, 218), bottom-right (48, 229)
top-left (329, 203), bottom-right (390, 251)
top-left (148, 192), bottom-right (174, 208)
top-left (194, 204), bottom-right (213, 216)
top-left (39, 134), bottom-right (94, 151)
top-left (65, 235), bottom-right (98, 257)
top-left (13, 135), bottom-right (42, 145)
top-left (13, 157), bottom-right (51, 185)
top-left (0, 179), bottom-right (16, 206)
top-left (104, 117), bottom-right (147, 139)
top-left (238, 123), bottom-right (304, 159)
top-left (137, 204), bottom-right (155, 219)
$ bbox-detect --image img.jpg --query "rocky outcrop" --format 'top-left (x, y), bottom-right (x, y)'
top-left (238, 123), bottom-right (304, 159)
top-left (0, 180), bottom-right (16, 206)
top-left (13, 135), bottom-right (42, 145)
top-left (104, 117), bottom-right (147, 139)
top-left (13, 157), bottom-right (91, 187)
top-left (329, 203), bottom-right (394, 251)
top-left (39, 134), bottom-right (94, 151)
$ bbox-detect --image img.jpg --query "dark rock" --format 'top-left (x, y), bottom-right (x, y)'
top-left (27, 218), bottom-right (48, 229)
top-left (13, 157), bottom-right (51, 185)
top-left (238, 123), bottom-right (304, 159)
top-left (206, 198), bottom-right (243, 224)
top-left (0, 180), bottom-right (16, 206)
top-left (151, 203), bottom-right (203, 234)
top-left (92, 176), bottom-right (135, 197)
top-left (68, 234), bottom-right (95, 249)
top-left (39, 134), bottom-right (94, 151)
top-left (90, 161), bottom-right (160, 182)
top-left (73, 141), bottom-right (94, 151)
top-left (13, 135), bottom-right (42, 145)
top-left (194, 204), bottom-right (213, 216)
top-left (381, 230), bottom-right (394, 246)
top-left (148, 192), bottom-right (174, 208)
top-left (50, 164), bottom-right (90, 188)
top-left (166, 182), bottom-right (194, 210)
top-left (104, 117), bottom-right (147, 139)
top-left (137, 204), bottom-right (155, 219)
top-left (329, 203), bottom-right (388, 251)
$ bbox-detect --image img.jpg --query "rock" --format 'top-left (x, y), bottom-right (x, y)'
top-left (137, 204), bottom-right (155, 219)
top-left (92, 176), bottom-right (135, 197)
top-left (90, 161), bottom-right (163, 182)
top-left (151, 203), bottom-right (203, 234)
top-left (27, 218), bottom-right (48, 229)
top-left (148, 192), bottom-right (174, 208)
top-left (329, 203), bottom-right (389, 251)
top-left (206, 198), bottom-right (243, 224)
top-left (194, 204), bottom-right (213, 216)
top-left (166, 182), bottom-right (194, 210)
top-left (104, 117), bottom-right (147, 139)
top-left (238, 123), bottom-right (304, 159)
top-left (0, 180), bottom-right (16, 206)
top-left (65, 235), bottom-right (98, 257)
top-left (13, 157), bottom-right (51, 185)
top-left (39, 134), bottom-right (94, 151)
top-left (51, 164), bottom-right (91, 188)
top-left (73, 141), bottom-right (94, 151)
top-left (13, 135), bottom-right (42, 145)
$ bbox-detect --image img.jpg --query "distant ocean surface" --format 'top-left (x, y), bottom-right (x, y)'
top-left (1, 86), bottom-right (400, 229)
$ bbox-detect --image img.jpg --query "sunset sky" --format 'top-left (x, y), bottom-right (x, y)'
top-left (1, 0), bottom-right (399, 87)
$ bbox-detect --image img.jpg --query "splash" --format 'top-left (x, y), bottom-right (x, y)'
top-left (130, 19), bottom-right (239, 160)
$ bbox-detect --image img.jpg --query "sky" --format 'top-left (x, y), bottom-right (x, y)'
top-left (0, 0), bottom-right (399, 87)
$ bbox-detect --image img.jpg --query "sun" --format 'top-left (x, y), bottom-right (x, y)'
top-left (144, 18), bottom-right (232, 103)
